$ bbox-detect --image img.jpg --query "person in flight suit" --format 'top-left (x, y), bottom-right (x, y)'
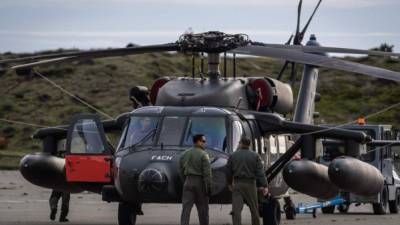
top-left (226, 136), bottom-right (268, 225)
top-left (49, 190), bottom-right (70, 222)
top-left (179, 134), bottom-right (212, 225)
top-left (49, 143), bottom-right (70, 222)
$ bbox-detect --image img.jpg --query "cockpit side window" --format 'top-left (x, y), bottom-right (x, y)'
top-left (158, 116), bottom-right (187, 146)
top-left (232, 121), bottom-right (243, 152)
top-left (122, 116), bottom-right (160, 148)
top-left (183, 117), bottom-right (227, 151)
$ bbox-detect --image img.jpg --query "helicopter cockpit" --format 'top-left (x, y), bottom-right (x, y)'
top-left (117, 106), bottom-right (234, 152)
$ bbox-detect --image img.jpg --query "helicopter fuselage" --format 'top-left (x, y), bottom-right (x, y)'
top-left (20, 105), bottom-right (290, 205)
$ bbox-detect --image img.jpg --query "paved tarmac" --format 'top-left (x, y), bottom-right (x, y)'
top-left (1, 170), bottom-right (400, 225)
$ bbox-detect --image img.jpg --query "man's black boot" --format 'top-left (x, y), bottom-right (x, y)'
top-left (50, 209), bottom-right (56, 221)
top-left (59, 217), bottom-right (69, 222)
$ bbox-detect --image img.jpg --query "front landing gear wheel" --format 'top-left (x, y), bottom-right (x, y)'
top-left (118, 203), bottom-right (137, 225)
top-left (338, 203), bottom-right (350, 213)
top-left (389, 189), bottom-right (400, 214)
top-left (373, 188), bottom-right (389, 215)
top-left (262, 197), bottom-right (281, 225)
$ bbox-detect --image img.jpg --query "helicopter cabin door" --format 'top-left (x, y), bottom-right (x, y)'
top-left (65, 114), bottom-right (112, 183)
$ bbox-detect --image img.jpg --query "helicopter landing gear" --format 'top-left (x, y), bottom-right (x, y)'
top-left (388, 188), bottom-right (400, 214)
top-left (337, 203), bottom-right (350, 213)
top-left (118, 203), bottom-right (141, 225)
top-left (373, 187), bottom-right (389, 215)
top-left (262, 196), bottom-right (281, 225)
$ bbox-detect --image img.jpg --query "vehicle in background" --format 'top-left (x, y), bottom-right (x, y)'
top-left (320, 122), bottom-right (400, 214)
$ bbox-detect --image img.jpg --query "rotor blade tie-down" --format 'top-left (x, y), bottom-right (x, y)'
top-left (33, 69), bottom-right (114, 120)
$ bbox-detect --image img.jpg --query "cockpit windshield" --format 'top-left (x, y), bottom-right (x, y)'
top-left (183, 117), bottom-right (227, 151)
top-left (122, 116), bottom-right (160, 148)
top-left (119, 115), bottom-right (228, 151)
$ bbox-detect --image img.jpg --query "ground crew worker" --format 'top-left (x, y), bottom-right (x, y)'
top-left (49, 142), bottom-right (70, 222)
top-left (226, 136), bottom-right (268, 225)
top-left (179, 134), bottom-right (212, 225)
top-left (49, 190), bottom-right (70, 222)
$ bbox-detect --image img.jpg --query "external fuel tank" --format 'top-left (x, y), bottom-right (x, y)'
top-left (283, 159), bottom-right (339, 200)
top-left (328, 156), bottom-right (384, 196)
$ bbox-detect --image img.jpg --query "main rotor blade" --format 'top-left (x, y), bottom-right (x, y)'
top-left (290, 62), bottom-right (297, 86)
top-left (252, 112), bottom-right (370, 143)
top-left (298, 0), bottom-right (322, 43)
top-left (0, 50), bottom-right (79, 65)
top-left (231, 45), bottom-right (400, 82)
top-left (276, 61), bottom-right (290, 80)
top-left (294, 0), bottom-right (303, 45)
top-left (276, 35), bottom-right (295, 80)
top-left (12, 57), bottom-right (77, 70)
top-left (285, 34), bottom-right (294, 45)
top-left (3, 43), bottom-right (179, 67)
top-left (252, 43), bottom-right (400, 57)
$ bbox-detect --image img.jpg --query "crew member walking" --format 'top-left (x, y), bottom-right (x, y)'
top-left (49, 141), bottom-right (70, 222)
top-left (227, 136), bottom-right (268, 225)
top-left (179, 134), bottom-right (212, 225)
top-left (49, 190), bottom-right (70, 222)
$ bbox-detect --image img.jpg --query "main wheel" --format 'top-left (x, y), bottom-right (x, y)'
top-left (262, 198), bottom-right (281, 225)
top-left (118, 203), bottom-right (137, 225)
top-left (337, 203), bottom-right (350, 213)
top-left (389, 189), bottom-right (400, 214)
top-left (321, 205), bottom-right (335, 214)
top-left (373, 188), bottom-right (389, 215)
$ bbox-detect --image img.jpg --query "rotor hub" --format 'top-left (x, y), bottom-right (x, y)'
top-left (177, 31), bottom-right (250, 53)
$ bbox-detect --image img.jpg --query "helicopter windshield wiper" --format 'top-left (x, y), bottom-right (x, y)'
top-left (122, 128), bottom-right (157, 151)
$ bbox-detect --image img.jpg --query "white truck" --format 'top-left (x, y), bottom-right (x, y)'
top-left (319, 124), bottom-right (400, 214)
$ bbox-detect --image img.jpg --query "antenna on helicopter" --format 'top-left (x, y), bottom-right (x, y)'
top-left (234, 97), bottom-right (242, 112)
top-left (200, 52), bottom-right (205, 74)
top-left (233, 53), bottom-right (237, 79)
top-left (191, 54), bottom-right (195, 78)
top-left (223, 52), bottom-right (227, 78)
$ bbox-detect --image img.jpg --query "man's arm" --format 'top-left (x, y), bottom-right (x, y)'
top-left (226, 155), bottom-right (233, 185)
top-left (202, 152), bottom-right (212, 194)
top-left (255, 154), bottom-right (268, 187)
top-left (179, 151), bottom-right (186, 179)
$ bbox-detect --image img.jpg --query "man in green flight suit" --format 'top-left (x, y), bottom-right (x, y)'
top-left (227, 136), bottom-right (268, 225)
top-left (179, 134), bottom-right (212, 225)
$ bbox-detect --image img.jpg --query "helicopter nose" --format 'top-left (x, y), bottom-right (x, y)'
top-left (138, 168), bottom-right (167, 193)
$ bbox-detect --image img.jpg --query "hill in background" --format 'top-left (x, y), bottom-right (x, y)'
top-left (0, 51), bottom-right (400, 168)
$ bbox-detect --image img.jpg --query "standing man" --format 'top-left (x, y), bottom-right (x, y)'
top-left (49, 190), bottom-right (70, 222)
top-left (49, 139), bottom-right (70, 222)
top-left (226, 137), bottom-right (268, 225)
top-left (179, 134), bottom-right (212, 225)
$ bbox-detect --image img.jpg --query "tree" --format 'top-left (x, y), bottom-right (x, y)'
top-left (370, 43), bottom-right (394, 52)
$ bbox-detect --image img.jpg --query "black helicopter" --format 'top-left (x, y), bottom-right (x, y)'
top-left (2, 1), bottom-right (400, 225)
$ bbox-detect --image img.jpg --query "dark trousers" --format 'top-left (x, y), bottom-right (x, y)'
top-left (180, 176), bottom-right (209, 225)
top-left (49, 190), bottom-right (70, 218)
top-left (232, 180), bottom-right (260, 225)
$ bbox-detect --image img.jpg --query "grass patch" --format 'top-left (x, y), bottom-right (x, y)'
top-left (0, 154), bottom-right (21, 170)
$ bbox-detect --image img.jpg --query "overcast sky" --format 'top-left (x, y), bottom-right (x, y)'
top-left (1, 0), bottom-right (399, 53)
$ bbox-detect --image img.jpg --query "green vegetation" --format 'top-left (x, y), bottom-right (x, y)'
top-left (1, 50), bottom-right (400, 169)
